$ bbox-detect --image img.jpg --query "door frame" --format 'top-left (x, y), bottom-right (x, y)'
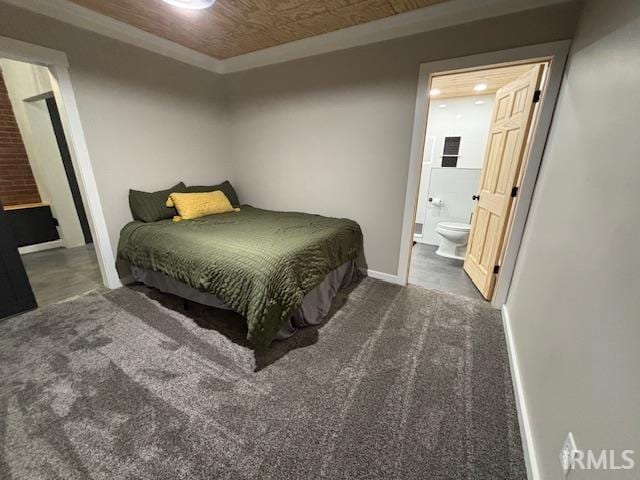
top-left (0, 35), bottom-right (120, 289)
top-left (45, 96), bottom-right (94, 245)
top-left (398, 40), bottom-right (570, 307)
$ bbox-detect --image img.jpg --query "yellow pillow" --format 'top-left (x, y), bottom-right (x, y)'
top-left (166, 191), bottom-right (239, 222)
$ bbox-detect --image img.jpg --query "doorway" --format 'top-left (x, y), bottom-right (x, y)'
top-left (0, 57), bottom-right (102, 313)
top-left (408, 62), bottom-right (547, 301)
top-left (398, 41), bottom-right (570, 306)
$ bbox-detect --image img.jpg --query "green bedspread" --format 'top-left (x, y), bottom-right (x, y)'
top-left (118, 206), bottom-right (363, 349)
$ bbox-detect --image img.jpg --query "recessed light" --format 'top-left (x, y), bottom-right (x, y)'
top-left (439, 104), bottom-right (447, 108)
top-left (475, 100), bottom-right (485, 105)
top-left (473, 83), bottom-right (488, 92)
top-left (456, 114), bottom-right (463, 119)
top-left (430, 88), bottom-right (441, 96)
top-left (162, 0), bottom-right (215, 10)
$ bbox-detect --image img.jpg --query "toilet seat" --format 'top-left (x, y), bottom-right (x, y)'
top-left (438, 222), bottom-right (471, 232)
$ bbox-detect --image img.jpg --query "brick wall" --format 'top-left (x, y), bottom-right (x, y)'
top-left (0, 72), bottom-right (41, 207)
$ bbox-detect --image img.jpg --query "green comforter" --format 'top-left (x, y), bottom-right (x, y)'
top-left (118, 206), bottom-right (363, 349)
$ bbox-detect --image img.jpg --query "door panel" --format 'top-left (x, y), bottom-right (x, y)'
top-left (464, 64), bottom-right (544, 300)
top-left (0, 201), bottom-right (37, 319)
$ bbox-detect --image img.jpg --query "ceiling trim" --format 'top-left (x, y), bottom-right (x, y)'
top-left (1, 0), bottom-right (570, 75)
top-left (221, 0), bottom-right (569, 73)
top-left (1, 0), bottom-right (223, 73)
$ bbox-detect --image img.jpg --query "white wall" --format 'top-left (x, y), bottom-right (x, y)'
top-left (424, 94), bottom-right (495, 168)
top-left (0, 2), bottom-right (232, 259)
top-left (0, 58), bottom-right (86, 248)
top-left (227, 2), bottom-right (581, 276)
top-left (506, 0), bottom-right (640, 478)
top-left (415, 94), bottom-right (494, 244)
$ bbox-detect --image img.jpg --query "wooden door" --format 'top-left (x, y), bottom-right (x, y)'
top-left (464, 65), bottom-right (544, 300)
top-left (0, 200), bottom-right (37, 319)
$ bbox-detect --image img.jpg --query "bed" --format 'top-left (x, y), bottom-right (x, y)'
top-left (117, 205), bottom-right (363, 349)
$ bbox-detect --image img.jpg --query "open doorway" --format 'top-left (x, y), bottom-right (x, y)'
top-left (408, 61), bottom-right (549, 302)
top-left (0, 57), bottom-right (101, 309)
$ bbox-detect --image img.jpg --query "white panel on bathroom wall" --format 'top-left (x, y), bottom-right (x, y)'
top-left (421, 167), bottom-right (481, 246)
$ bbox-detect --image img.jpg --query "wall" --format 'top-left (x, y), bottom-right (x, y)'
top-left (0, 2), bottom-right (231, 258)
top-left (227, 2), bottom-right (581, 276)
top-left (506, 0), bottom-right (640, 478)
top-left (0, 58), bottom-right (85, 248)
top-left (423, 94), bottom-right (495, 169)
top-left (415, 94), bottom-right (494, 244)
top-left (0, 71), bottom-right (40, 206)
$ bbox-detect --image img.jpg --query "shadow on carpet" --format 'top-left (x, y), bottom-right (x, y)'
top-left (0, 278), bottom-right (526, 479)
top-left (122, 279), bottom-right (360, 371)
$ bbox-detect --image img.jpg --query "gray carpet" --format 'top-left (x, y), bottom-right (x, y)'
top-left (0, 278), bottom-right (526, 479)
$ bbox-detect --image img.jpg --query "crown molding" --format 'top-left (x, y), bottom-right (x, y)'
top-left (1, 0), bottom-right (569, 75)
top-left (221, 0), bottom-right (569, 73)
top-left (1, 0), bottom-right (224, 73)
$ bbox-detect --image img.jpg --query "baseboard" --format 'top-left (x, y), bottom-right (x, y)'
top-left (502, 305), bottom-right (539, 480)
top-left (363, 269), bottom-right (405, 285)
top-left (18, 239), bottom-right (64, 255)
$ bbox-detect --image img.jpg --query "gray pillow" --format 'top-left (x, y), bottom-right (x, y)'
top-left (129, 182), bottom-right (187, 223)
top-left (186, 180), bottom-right (240, 208)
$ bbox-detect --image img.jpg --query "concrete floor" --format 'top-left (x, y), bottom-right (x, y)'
top-left (20, 245), bottom-right (103, 307)
top-left (409, 243), bottom-right (486, 302)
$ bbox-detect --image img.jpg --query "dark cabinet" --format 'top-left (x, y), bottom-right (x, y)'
top-left (0, 200), bottom-right (37, 319)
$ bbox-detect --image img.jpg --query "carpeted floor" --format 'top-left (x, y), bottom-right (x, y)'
top-left (0, 278), bottom-right (526, 479)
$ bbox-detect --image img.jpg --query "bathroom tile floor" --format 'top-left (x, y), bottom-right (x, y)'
top-left (409, 243), bottom-right (486, 302)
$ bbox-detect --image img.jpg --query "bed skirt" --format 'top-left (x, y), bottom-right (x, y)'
top-left (125, 261), bottom-right (357, 341)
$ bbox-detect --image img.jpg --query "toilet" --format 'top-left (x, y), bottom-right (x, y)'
top-left (435, 222), bottom-right (471, 260)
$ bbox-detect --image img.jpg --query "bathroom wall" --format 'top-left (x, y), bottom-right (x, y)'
top-left (423, 94), bottom-right (495, 168)
top-left (415, 94), bottom-right (494, 245)
top-left (420, 168), bottom-right (482, 245)
top-left (0, 58), bottom-right (86, 248)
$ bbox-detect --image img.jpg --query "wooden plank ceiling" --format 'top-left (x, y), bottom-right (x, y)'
top-left (68, 0), bottom-right (452, 59)
top-left (430, 64), bottom-right (537, 99)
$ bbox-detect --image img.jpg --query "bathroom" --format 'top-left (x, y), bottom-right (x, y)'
top-left (408, 63), bottom-right (540, 301)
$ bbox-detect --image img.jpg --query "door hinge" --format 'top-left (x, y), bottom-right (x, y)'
top-left (533, 89), bottom-right (542, 103)
top-left (511, 186), bottom-right (519, 198)
top-left (493, 265), bottom-right (500, 274)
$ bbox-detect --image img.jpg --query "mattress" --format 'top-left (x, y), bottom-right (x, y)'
top-left (117, 206), bottom-right (363, 348)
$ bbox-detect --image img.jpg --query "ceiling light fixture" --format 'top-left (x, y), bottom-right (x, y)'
top-left (430, 88), bottom-right (441, 97)
top-left (475, 100), bottom-right (485, 105)
top-left (162, 0), bottom-right (215, 10)
top-left (439, 104), bottom-right (447, 108)
top-left (473, 83), bottom-right (488, 92)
